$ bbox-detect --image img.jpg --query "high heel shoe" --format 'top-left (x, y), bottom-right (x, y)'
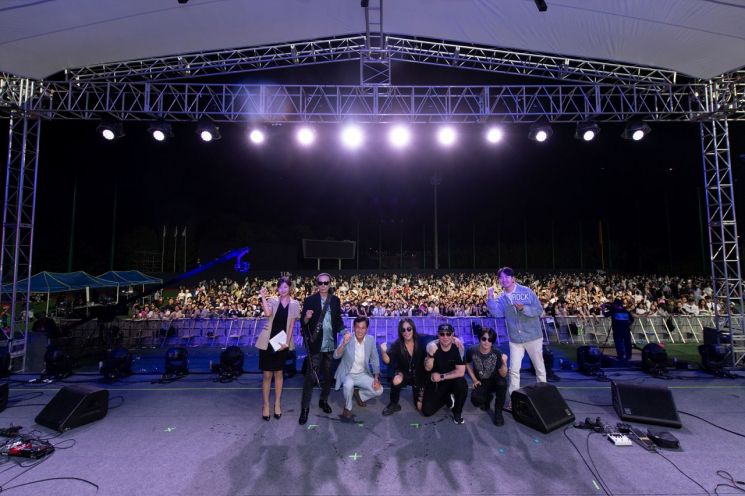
top-left (273, 412), bottom-right (282, 419)
top-left (262, 415), bottom-right (270, 421)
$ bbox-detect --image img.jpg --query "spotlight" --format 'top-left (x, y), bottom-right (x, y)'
top-left (642, 343), bottom-right (668, 377)
top-left (437, 126), bottom-right (456, 147)
top-left (575, 121), bottom-right (600, 142)
top-left (622, 120), bottom-right (651, 141)
top-left (296, 126), bottom-right (316, 146)
top-left (196, 121), bottom-right (220, 142)
top-left (97, 120), bottom-right (124, 141)
top-left (249, 128), bottom-right (265, 145)
top-left (534, 0), bottom-right (548, 12)
top-left (698, 344), bottom-right (736, 377)
top-left (341, 124), bottom-right (364, 149)
top-left (212, 345), bottom-right (245, 382)
top-left (528, 122), bottom-right (553, 142)
top-left (100, 347), bottom-right (133, 382)
top-left (148, 122), bottom-right (173, 142)
top-left (163, 347), bottom-right (189, 378)
top-left (389, 125), bottom-right (411, 148)
top-left (577, 345), bottom-right (603, 376)
top-left (485, 126), bottom-right (504, 144)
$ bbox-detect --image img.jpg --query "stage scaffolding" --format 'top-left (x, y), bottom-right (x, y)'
top-left (1, 28), bottom-right (744, 370)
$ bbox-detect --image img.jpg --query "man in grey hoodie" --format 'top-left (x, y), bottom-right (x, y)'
top-left (486, 267), bottom-right (546, 403)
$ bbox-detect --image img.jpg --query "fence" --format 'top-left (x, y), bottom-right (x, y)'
top-left (49, 315), bottom-right (716, 351)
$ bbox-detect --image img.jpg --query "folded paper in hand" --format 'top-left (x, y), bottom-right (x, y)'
top-left (269, 331), bottom-right (287, 351)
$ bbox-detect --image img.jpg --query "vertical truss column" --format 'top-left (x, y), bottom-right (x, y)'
top-left (700, 117), bottom-right (745, 367)
top-left (360, 0), bottom-right (390, 86)
top-left (0, 79), bottom-right (41, 372)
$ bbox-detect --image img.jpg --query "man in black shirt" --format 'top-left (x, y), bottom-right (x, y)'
top-left (380, 318), bottom-right (429, 415)
top-left (465, 327), bottom-right (508, 426)
top-left (602, 298), bottom-right (634, 364)
top-left (422, 323), bottom-right (468, 424)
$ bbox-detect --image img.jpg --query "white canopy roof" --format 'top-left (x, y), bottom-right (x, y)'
top-left (1, 0), bottom-right (744, 80)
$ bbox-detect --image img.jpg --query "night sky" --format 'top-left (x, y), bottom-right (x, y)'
top-left (3, 61), bottom-right (744, 276)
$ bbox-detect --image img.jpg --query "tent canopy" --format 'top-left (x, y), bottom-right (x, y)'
top-left (0, 0), bottom-right (744, 81)
top-left (97, 271), bottom-right (163, 286)
top-left (2, 271), bottom-right (116, 294)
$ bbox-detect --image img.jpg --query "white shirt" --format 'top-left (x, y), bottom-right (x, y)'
top-left (349, 339), bottom-right (366, 374)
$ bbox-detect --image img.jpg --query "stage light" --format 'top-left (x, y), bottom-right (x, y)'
top-left (622, 120), bottom-right (651, 141)
top-left (148, 122), bottom-right (172, 142)
top-left (212, 345), bottom-right (245, 382)
top-left (485, 126), bottom-right (504, 144)
top-left (249, 128), bottom-right (265, 145)
top-left (575, 122), bottom-right (600, 142)
top-left (642, 343), bottom-right (668, 376)
top-left (97, 120), bottom-right (124, 141)
top-left (698, 344), bottom-right (735, 377)
top-left (341, 124), bottom-right (364, 149)
top-left (43, 346), bottom-right (75, 380)
top-left (437, 126), bottom-right (456, 147)
top-left (196, 122), bottom-right (220, 142)
top-left (528, 122), bottom-right (553, 142)
top-left (164, 347), bottom-right (189, 377)
top-left (100, 347), bottom-right (133, 382)
top-left (577, 345), bottom-right (603, 376)
top-left (389, 125), bottom-right (411, 148)
top-left (296, 126), bottom-right (316, 146)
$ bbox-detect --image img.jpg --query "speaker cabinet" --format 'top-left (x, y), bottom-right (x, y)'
top-left (35, 385), bottom-right (109, 432)
top-left (511, 383), bottom-right (575, 433)
top-left (0, 383), bottom-right (8, 412)
top-left (611, 381), bottom-right (681, 428)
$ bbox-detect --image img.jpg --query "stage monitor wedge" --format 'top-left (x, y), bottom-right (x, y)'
top-left (611, 381), bottom-right (681, 428)
top-left (511, 383), bottom-right (575, 433)
top-left (35, 385), bottom-right (109, 432)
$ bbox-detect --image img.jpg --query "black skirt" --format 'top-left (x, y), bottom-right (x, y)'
top-left (259, 347), bottom-right (288, 372)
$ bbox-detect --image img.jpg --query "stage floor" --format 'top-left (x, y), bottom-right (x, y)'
top-left (1, 368), bottom-right (744, 496)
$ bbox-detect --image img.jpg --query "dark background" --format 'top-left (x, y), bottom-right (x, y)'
top-left (3, 61), bottom-right (744, 276)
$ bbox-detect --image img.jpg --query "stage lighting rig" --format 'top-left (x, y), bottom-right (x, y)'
top-left (575, 121), bottom-right (600, 142)
top-left (148, 121), bottom-right (173, 142)
top-left (698, 344), bottom-right (738, 378)
top-left (249, 128), bottom-right (266, 145)
top-left (296, 126), bottom-right (316, 146)
top-left (97, 120), bottom-right (124, 141)
top-left (642, 343), bottom-right (669, 377)
top-left (197, 121), bottom-right (221, 142)
top-left (528, 122), bottom-right (553, 143)
top-left (437, 126), bottom-right (456, 147)
top-left (100, 347), bottom-right (133, 382)
top-left (485, 126), bottom-right (504, 144)
top-left (212, 346), bottom-right (245, 382)
top-left (622, 120), bottom-right (651, 141)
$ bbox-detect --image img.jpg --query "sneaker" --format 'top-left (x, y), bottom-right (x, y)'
top-left (448, 393), bottom-right (455, 410)
top-left (382, 403), bottom-right (402, 416)
top-left (452, 415), bottom-right (465, 425)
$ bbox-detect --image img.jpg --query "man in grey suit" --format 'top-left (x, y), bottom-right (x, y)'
top-left (333, 316), bottom-right (383, 422)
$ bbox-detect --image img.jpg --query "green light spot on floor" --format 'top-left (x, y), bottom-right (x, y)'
top-left (164, 427), bottom-right (176, 432)
top-left (307, 424), bottom-right (318, 430)
top-left (410, 423), bottom-right (420, 428)
top-left (348, 452), bottom-right (362, 461)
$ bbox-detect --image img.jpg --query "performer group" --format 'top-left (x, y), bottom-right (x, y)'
top-left (254, 267), bottom-right (547, 426)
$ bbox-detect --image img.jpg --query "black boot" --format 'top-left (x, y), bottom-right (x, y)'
top-left (299, 408), bottom-right (309, 425)
top-left (319, 399), bottom-right (332, 414)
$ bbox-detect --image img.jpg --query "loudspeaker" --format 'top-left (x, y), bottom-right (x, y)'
top-left (0, 383), bottom-right (8, 412)
top-left (611, 380), bottom-right (681, 428)
top-left (35, 385), bottom-right (109, 432)
top-left (511, 383), bottom-right (575, 433)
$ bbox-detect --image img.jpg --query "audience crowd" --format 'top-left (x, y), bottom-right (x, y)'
top-left (130, 272), bottom-right (721, 321)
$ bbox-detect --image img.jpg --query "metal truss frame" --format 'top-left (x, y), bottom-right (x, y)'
top-left (360, 1), bottom-right (390, 86)
top-left (700, 116), bottom-right (745, 367)
top-left (62, 34), bottom-right (678, 85)
top-left (0, 82), bottom-right (41, 372)
top-left (4, 80), bottom-right (741, 123)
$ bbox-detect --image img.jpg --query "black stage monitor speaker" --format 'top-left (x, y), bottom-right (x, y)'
top-left (611, 380), bottom-right (681, 428)
top-left (511, 383), bottom-right (575, 433)
top-left (0, 383), bottom-right (8, 412)
top-left (35, 385), bottom-right (109, 432)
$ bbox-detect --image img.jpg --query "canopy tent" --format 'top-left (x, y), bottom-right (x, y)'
top-left (97, 271), bottom-right (162, 287)
top-left (0, 0), bottom-right (744, 81)
top-left (1, 271), bottom-right (115, 294)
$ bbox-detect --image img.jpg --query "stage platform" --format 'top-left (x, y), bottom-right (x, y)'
top-left (1, 364), bottom-right (744, 496)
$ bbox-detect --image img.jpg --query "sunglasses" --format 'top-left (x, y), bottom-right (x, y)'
top-left (438, 331), bottom-right (453, 337)
top-left (481, 337), bottom-right (495, 342)
top-left (402, 327), bottom-right (414, 332)
top-left (317, 280), bottom-right (330, 286)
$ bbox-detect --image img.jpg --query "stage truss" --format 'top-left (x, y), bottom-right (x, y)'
top-left (1, 11), bottom-right (744, 371)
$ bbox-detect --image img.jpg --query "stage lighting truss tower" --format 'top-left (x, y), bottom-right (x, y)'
top-left (360, 0), bottom-right (390, 87)
top-left (0, 79), bottom-right (40, 373)
top-left (700, 78), bottom-right (745, 367)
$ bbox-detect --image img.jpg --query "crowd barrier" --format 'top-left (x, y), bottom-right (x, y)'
top-left (51, 314), bottom-right (717, 351)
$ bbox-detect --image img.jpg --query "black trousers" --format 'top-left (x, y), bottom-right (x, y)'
top-left (301, 352), bottom-right (333, 409)
top-left (422, 377), bottom-right (468, 418)
top-left (470, 376), bottom-right (508, 412)
top-left (388, 372), bottom-right (423, 406)
top-left (613, 328), bottom-right (632, 361)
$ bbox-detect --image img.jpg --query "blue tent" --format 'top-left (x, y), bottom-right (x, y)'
top-left (97, 271), bottom-right (162, 286)
top-left (1, 271), bottom-right (75, 294)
